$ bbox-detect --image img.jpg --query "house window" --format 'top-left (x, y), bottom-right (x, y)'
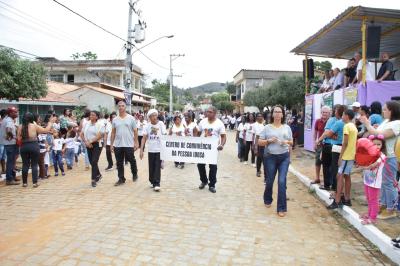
top-left (50, 74), bottom-right (64, 82)
top-left (67, 74), bottom-right (74, 83)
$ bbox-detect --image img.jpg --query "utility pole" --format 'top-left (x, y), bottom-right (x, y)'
top-left (169, 54), bottom-right (185, 113)
top-left (124, 0), bottom-right (134, 113)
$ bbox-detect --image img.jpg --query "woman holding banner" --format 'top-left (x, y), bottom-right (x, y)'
top-left (169, 116), bottom-right (186, 169)
top-left (140, 109), bottom-right (167, 192)
top-left (197, 106), bottom-right (226, 193)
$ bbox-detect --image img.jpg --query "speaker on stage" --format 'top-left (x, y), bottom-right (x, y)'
top-left (367, 26), bottom-right (381, 59)
top-left (303, 59), bottom-right (314, 80)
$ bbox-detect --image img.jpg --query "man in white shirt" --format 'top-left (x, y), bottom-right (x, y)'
top-left (196, 106), bottom-right (226, 193)
top-left (357, 57), bottom-right (374, 82)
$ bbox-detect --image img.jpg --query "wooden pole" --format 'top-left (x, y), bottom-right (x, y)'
top-left (361, 17), bottom-right (367, 85)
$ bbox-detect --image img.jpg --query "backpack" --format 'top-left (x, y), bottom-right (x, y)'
top-left (355, 138), bottom-right (381, 166)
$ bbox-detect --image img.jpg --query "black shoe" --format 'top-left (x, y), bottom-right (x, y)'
top-left (96, 175), bottom-right (102, 182)
top-left (91, 181), bottom-right (97, 187)
top-left (132, 175), bottom-right (138, 182)
top-left (319, 185), bottom-right (330, 190)
top-left (256, 171), bottom-right (261, 177)
top-left (394, 243), bottom-right (400, 249)
top-left (6, 180), bottom-right (20, 186)
top-left (209, 187), bottom-right (216, 193)
top-left (114, 180), bottom-right (125, 186)
top-left (343, 199), bottom-right (352, 206)
top-left (199, 183), bottom-right (207, 190)
top-left (327, 201), bottom-right (339, 210)
top-left (392, 237), bottom-right (400, 244)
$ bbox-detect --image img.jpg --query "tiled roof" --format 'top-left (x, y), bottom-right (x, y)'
top-left (47, 81), bottom-right (81, 94)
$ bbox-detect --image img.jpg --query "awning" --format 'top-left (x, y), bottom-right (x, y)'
top-left (291, 6), bottom-right (400, 60)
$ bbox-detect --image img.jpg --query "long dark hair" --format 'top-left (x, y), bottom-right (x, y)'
top-left (270, 105), bottom-right (285, 124)
top-left (21, 112), bottom-right (34, 140)
top-left (370, 101), bottom-right (382, 115)
top-left (385, 101), bottom-right (400, 121)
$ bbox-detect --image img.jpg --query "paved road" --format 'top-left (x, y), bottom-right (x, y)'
top-left (0, 132), bottom-right (389, 265)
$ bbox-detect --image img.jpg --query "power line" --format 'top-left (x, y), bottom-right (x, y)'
top-left (0, 44), bottom-right (41, 58)
top-left (51, 0), bottom-right (169, 69)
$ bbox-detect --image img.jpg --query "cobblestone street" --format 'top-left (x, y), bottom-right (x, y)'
top-left (0, 132), bottom-right (392, 265)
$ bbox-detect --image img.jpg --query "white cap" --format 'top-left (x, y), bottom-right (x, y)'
top-left (351, 102), bottom-right (361, 108)
top-left (147, 109), bottom-right (158, 119)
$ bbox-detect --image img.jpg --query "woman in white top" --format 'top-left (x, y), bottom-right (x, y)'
top-left (236, 117), bottom-right (245, 161)
top-left (137, 114), bottom-right (148, 150)
top-left (253, 113), bottom-right (266, 177)
top-left (184, 112), bottom-right (198, 137)
top-left (169, 116), bottom-right (186, 169)
top-left (243, 113), bottom-right (256, 166)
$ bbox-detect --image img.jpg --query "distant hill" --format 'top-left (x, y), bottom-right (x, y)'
top-left (187, 82), bottom-right (226, 96)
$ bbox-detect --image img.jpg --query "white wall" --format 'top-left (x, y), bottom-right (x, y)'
top-left (63, 88), bottom-right (115, 112)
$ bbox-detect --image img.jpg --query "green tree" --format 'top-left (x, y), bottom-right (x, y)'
top-left (243, 87), bottom-right (270, 111)
top-left (0, 48), bottom-right (47, 100)
top-left (314, 61), bottom-right (332, 72)
top-left (211, 92), bottom-right (229, 105)
top-left (71, 51), bottom-right (97, 60)
top-left (216, 101), bottom-right (235, 113)
top-left (265, 75), bottom-right (305, 109)
top-left (183, 89), bottom-right (193, 102)
top-left (226, 83), bottom-right (236, 95)
top-left (143, 79), bottom-right (176, 104)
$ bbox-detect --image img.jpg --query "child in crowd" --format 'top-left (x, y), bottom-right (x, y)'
top-left (74, 138), bottom-right (81, 164)
top-left (38, 131), bottom-right (48, 179)
top-left (52, 130), bottom-right (65, 176)
top-left (359, 135), bottom-right (386, 224)
top-left (64, 130), bottom-right (76, 170)
top-left (328, 110), bottom-right (358, 209)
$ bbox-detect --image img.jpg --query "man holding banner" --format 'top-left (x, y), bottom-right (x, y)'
top-left (197, 106), bottom-right (226, 193)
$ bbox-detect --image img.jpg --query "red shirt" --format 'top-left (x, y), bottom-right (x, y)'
top-left (314, 118), bottom-right (327, 139)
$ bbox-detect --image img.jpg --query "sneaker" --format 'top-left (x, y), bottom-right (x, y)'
top-left (199, 183), bottom-right (207, 190)
top-left (243, 162), bottom-right (248, 165)
top-left (327, 200), bottom-right (339, 210)
top-left (22, 183), bottom-right (28, 187)
top-left (149, 183), bottom-right (155, 188)
top-left (208, 187), bottom-right (216, 193)
top-left (33, 183), bottom-right (39, 188)
top-left (377, 209), bottom-right (397, 220)
top-left (252, 163), bottom-right (256, 168)
top-left (394, 243), bottom-right (400, 249)
top-left (154, 186), bottom-right (160, 192)
top-left (91, 181), bottom-right (97, 187)
top-left (54, 173), bottom-right (59, 177)
top-left (114, 180), bottom-right (125, 186)
top-left (256, 171), bottom-right (261, 177)
top-left (105, 166), bottom-right (114, 171)
top-left (67, 166), bottom-right (72, 170)
top-left (96, 175), bottom-right (102, 182)
top-left (132, 175), bottom-right (138, 182)
top-left (61, 172), bottom-right (65, 176)
top-left (6, 180), bottom-right (20, 185)
top-left (391, 237), bottom-right (400, 244)
top-left (343, 199), bottom-right (352, 206)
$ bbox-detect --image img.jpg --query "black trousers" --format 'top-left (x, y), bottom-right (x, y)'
top-left (330, 151), bottom-right (340, 191)
top-left (244, 141), bottom-right (255, 163)
top-left (256, 146), bottom-right (265, 172)
top-left (106, 145), bottom-right (113, 168)
top-left (321, 143), bottom-right (332, 189)
top-left (115, 147), bottom-right (138, 182)
top-left (20, 141), bottom-right (40, 184)
top-left (197, 164), bottom-right (217, 187)
top-left (148, 152), bottom-right (161, 186)
top-left (138, 136), bottom-right (145, 150)
top-left (87, 142), bottom-right (102, 181)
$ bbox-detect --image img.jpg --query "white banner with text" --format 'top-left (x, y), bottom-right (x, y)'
top-left (160, 136), bottom-right (219, 164)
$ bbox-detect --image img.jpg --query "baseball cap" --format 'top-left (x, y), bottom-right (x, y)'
top-left (351, 102), bottom-right (361, 108)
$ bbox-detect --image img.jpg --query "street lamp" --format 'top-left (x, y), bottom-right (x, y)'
top-left (132, 35), bottom-right (174, 54)
top-left (169, 54), bottom-right (185, 113)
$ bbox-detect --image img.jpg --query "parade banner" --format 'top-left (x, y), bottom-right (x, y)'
top-left (305, 98), bottom-right (313, 130)
top-left (160, 136), bottom-right (219, 164)
top-left (321, 91), bottom-right (334, 109)
top-left (344, 87), bottom-right (358, 107)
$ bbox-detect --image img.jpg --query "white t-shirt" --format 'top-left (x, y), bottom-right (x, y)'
top-left (244, 122), bottom-right (255, 142)
top-left (137, 120), bottom-right (147, 137)
top-left (357, 59), bottom-right (374, 81)
top-left (65, 137), bottom-right (75, 149)
top-left (144, 121), bottom-right (167, 153)
top-left (253, 122), bottom-right (265, 137)
top-left (230, 116), bottom-right (236, 124)
top-left (222, 116), bottom-right (229, 125)
top-left (53, 138), bottom-right (65, 151)
top-left (377, 119), bottom-right (400, 158)
top-left (74, 141), bottom-right (80, 153)
top-left (198, 118), bottom-right (226, 139)
top-left (106, 121), bottom-right (112, 145)
top-left (237, 123), bottom-right (245, 139)
top-left (363, 154), bottom-right (385, 189)
top-left (171, 124), bottom-right (186, 136)
top-left (185, 122), bottom-right (198, 137)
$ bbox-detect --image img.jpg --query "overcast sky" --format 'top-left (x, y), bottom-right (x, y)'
top-left (0, 0), bottom-right (399, 88)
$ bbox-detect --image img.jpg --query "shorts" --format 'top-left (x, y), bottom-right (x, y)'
top-left (338, 160), bottom-right (354, 175)
top-left (315, 146), bottom-right (322, 166)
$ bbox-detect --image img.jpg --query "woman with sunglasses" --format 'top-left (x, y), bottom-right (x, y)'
top-left (360, 100), bottom-right (400, 219)
top-left (258, 105), bottom-right (293, 217)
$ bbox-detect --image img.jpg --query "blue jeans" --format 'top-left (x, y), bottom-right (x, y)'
top-left (5, 144), bottom-right (18, 182)
top-left (263, 152), bottom-right (290, 212)
top-left (65, 148), bottom-right (75, 168)
top-left (52, 150), bottom-right (64, 173)
top-left (381, 157), bottom-right (398, 210)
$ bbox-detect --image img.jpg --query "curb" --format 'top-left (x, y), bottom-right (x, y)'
top-left (289, 165), bottom-right (400, 265)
